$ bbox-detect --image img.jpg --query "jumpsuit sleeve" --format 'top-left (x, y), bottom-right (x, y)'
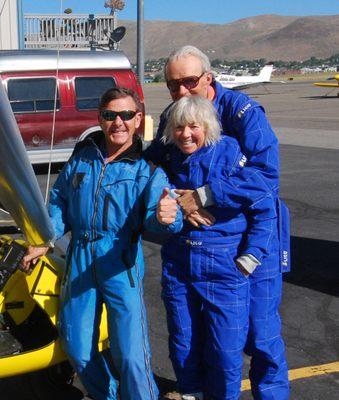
top-left (208, 148), bottom-right (277, 263)
top-left (142, 167), bottom-right (183, 233)
top-left (48, 160), bottom-right (73, 240)
top-left (231, 99), bottom-right (280, 193)
top-left (195, 97), bottom-right (280, 207)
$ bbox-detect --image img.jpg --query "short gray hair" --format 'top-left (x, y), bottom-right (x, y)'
top-left (164, 46), bottom-right (211, 80)
top-left (163, 96), bottom-right (221, 147)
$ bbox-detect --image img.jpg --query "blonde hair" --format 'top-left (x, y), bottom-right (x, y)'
top-left (163, 96), bottom-right (221, 146)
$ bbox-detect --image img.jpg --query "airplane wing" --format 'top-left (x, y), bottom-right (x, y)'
top-left (314, 82), bottom-right (339, 88)
top-left (231, 81), bottom-right (285, 90)
top-left (231, 83), bottom-right (260, 90)
top-left (0, 83), bottom-right (55, 246)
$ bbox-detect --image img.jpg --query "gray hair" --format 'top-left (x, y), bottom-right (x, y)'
top-left (164, 46), bottom-right (211, 80)
top-left (163, 96), bottom-right (221, 147)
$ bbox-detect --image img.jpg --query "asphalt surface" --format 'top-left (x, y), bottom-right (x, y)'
top-left (0, 81), bottom-right (338, 399)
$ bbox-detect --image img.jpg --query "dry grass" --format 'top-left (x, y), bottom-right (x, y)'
top-left (272, 72), bottom-right (337, 82)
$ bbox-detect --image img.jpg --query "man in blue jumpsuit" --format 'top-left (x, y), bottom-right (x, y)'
top-left (23, 87), bottom-right (182, 400)
top-left (144, 46), bottom-right (290, 399)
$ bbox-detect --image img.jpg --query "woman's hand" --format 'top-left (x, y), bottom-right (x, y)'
top-left (21, 246), bottom-right (49, 271)
top-left (186, 209), bottom-right (216, 227)
top-left (157, 188), bottom-right (178, 225)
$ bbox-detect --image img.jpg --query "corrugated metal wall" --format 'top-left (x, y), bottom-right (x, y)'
top-left (0, 0), bottom-right (19, 50)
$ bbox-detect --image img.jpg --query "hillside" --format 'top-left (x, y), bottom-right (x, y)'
top-left (118, 14), bottom-right (339, 62)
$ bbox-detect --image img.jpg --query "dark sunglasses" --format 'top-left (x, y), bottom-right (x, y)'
top-left (166, 72), bottom-right (205, 92)
top-left (100, 110), bottom-right (137, 121)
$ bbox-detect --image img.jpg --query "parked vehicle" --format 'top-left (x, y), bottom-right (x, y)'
top-left (0, 49), bottom-right (144, 164)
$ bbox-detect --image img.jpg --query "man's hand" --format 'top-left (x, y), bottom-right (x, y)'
top-left (186, 208), bottom-right (216, 228)
top-left (21, 246), bottom-right (49, 271)
top-left (157, 188), bottom-right (178, 225)
top-left (174, 189), bottom-right (202, 215)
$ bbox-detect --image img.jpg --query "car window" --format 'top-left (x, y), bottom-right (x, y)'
top-left (75, 77), bottom-right (116, 110)
top-left (8, 78), bottom-right (60, 113)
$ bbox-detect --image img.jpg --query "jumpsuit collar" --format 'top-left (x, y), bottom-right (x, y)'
top-left (86, 131), bottom-right (143, 163)
top-left (212, 80), bottom-right (228, 107)
top-left (180, 142), bottom-right (218, 163)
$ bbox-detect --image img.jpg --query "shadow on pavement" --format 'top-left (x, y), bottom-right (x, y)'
top-left (0, 362), bottom-right (83, 400)
top-left (143, 232), bottom-right (339, 297)
top-left (284, 236), bottom-right (339, 296)
top-left (155, 374), bottom-right (176, 395)
top-left (301, 95), bottom-right (339, 99)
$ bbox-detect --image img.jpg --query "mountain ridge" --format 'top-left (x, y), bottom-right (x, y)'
top-left (117, 14), bottom-right (339, 62)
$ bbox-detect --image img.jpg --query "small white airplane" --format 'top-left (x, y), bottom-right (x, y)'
top-left (215, 64), bottom-right (277, 90)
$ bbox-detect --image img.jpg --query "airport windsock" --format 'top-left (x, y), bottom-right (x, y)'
top-left (0, 83), bottom-right (55, 245)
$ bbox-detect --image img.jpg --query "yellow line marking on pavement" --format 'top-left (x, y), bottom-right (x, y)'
top-left (241, 361), bottom-right (339, 391)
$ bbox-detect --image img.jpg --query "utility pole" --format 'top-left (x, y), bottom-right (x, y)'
top-left (16, 0), bottom-right (24, 49)
top-left (137, 0), bottom-right (144, 88)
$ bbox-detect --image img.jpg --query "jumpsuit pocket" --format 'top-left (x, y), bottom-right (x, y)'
top-left (201, 245), bottom-right (246, 282)
top-left (62, 252), bottom-right (71, 287)
top-left (127, 269), bottom-right (135, 288)
top-left (69, 163), bottom-right (92, 220)
top-left (71, 162), bottom-right (92, 190)
top-left (61, 239), bottom-right (73, 287)
top-left (102, 194), bottom-right (110, 231)
top-left (101, 176), bottom-right (140, 231)
top-left (121, 248), bottom-right (136, 288)
top-left (277, 198), bottom-right (291, 272)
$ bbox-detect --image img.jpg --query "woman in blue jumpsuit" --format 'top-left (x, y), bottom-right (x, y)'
top-left (144, 45), bottom-right (290, 400)
top-left (160, 95), bottom-right (277, 400)
top-left (22, 88), bottom-right (182, 400)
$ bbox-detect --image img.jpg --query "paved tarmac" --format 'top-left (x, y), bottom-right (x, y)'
top-left (0, 81), bottom-right (338, 399)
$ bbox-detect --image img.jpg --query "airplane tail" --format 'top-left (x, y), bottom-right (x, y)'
top-left (258, 64), bottom-right (274, 82)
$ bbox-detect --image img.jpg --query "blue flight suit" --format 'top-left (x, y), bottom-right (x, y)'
top-left (144, 81), bottom-right (290, 399)
top-left (161, 136), bottom-right (277, 399)
top-left (49, 133), bottom-right (182, 400)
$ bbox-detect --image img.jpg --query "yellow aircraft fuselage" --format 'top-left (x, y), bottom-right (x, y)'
top-left (0, 237), bottom-right (109, 378)
top-left (314, 73), bottom-right (339, 88)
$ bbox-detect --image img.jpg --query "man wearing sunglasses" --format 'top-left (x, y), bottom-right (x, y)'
top-left (144, 46), bottom-right (290, 400)
top-left (23, 87), bottom-right (182, 400)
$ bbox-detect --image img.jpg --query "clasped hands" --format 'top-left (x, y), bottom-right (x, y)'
top-left (157, 188), bottom-right (215, 227)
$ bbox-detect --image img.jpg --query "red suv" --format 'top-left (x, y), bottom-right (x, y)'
top-left (0, 50), bottom-right (144, 164)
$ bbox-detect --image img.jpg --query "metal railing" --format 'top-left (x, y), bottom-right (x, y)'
top-left (24, 14), bottom-right (116, 49)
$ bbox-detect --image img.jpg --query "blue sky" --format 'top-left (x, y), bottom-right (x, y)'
top-left (23, 0), bottom-right (339, 24)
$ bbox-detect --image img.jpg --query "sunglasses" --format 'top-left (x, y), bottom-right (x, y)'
top-left (100, 110), bottom-right (137, 121)
top-left (166, 72), bottom-right (205, 92)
